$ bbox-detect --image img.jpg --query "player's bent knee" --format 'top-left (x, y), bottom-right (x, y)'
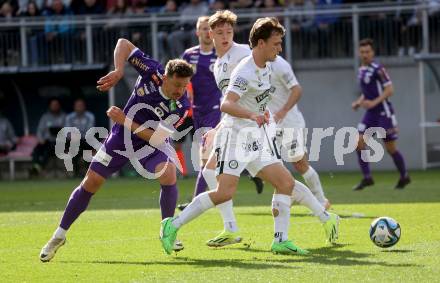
top-left (82, 170), bottom-right (105, 193)
top-left (157, 163), bottom-right (176, 185)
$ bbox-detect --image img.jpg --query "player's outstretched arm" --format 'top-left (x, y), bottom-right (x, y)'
top-left (274, 85), bottom-right (302, 123)
top-left (220, 91), bottom-right (266, 127)
top-left (97, 38), bottom-right (136, 92)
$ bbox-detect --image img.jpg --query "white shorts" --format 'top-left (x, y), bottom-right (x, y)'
top-left (276, 113), bottom-right (307, 162)
top-left (213, 124), bottom-right (281, 177)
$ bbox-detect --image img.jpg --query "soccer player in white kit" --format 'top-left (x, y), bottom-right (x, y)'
top-left (268, 55), bottom-right (330, 209)
top-left (160, 17), bottom-right (329, 255)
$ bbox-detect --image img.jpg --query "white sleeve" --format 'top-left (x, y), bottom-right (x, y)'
top-left (277, 61), bottom-right (299, 89)
top-left (226, 69), bottom-right (250, 97)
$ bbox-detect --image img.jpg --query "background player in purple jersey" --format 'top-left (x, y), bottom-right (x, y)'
top-left (39, 38), bottom-right (194, 262)
top-left (352, 38), bottom-right (410, 191)
top-left (181, 16), bottom-right (222, 201)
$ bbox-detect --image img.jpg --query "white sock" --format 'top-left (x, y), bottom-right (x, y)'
top-left (202, 168), bottom-right (217, 190)
top-left (302, 166), bottom-right (326, 205)
top-left (217, 200), bottom-right (238, 232)
top-left (272, 194), bottom-right (292, 243)
top-left (53, 227), bottom-right (66, 239)
top-left (203, 168), bottom-right (239, 233)
top-left (172, 192), bottom-right (214, 228)
top-left (292, 180), bottom-right (330, 223)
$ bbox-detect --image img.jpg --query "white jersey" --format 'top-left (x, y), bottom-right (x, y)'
top-left (214, 42), bottom-right (251, 97)
top-left (267, 56), bottom-right (305, 128)
top-left (223, 54), bottom-right (272, 130)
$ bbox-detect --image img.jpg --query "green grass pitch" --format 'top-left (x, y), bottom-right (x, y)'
top-left (1, 170), bottom-right (439, 282)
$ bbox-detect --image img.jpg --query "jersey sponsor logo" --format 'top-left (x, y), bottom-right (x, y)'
top-left (257, 81), bottom-right (264, 87)
top-left (241, 140), bottom-right (262, 152)
top-left (232, 76), bottom-right (249, 91)
top-left (255, 89), bottom-right (271, 103)
top-left (130, 57), bottom-right (149, 72)
top-left (218, 79), bottom-right (230, 91)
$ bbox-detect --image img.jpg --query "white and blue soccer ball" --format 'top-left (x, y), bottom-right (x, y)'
top-left (369, 217), bottom-right (401, 248)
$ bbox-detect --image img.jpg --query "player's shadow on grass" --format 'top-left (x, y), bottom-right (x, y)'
top-left (274, 245), bottom-right (420, 267)
top-left (238, 212), bottom-right (378, 219)
top-left (61, 258), bottom-right (299, 270)
top-left (380, 249), bottom-right (413, 253)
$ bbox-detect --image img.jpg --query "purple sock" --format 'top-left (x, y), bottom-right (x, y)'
top-left (60, 186), bottom-right (94, 230)
top-left (391, 150), bottom-right (408, 178)
top-left (194, 169), bottom-right (208, 198)
top-left (160, 184), bottom-right (178, 219)
top-left (356, 150), bottom-right (371, 179)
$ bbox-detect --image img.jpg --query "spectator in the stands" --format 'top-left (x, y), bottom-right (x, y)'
top-left (0, 1), bottom-right (15, 18)
top-left (19, 0), bottom-right (40, 16)
top-left (0, 112), bottom-right (17, 155)
top-left (65, 98), bottom-right (95, 175)
top-left (157, 0), bottom-right (178, 63)
top-left (167, 0), bottom-right (208, 58)
top-left (315, 0), bottom-right (342, 57)
top-left (35, 0), bottom-right (74, 63)
top-left (210, 0), bottom-right (227, 10)
top-left (77, 0), bottom-right (104, 14)
top-left (107, 0), bottom-right (132, 15)
top-left (229, 0), bottom-right (254, 9)
top-left (31, 98), bottom-right (66, 174)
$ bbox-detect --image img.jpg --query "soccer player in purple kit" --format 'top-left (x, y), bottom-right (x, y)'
top-left (352, 38), bottom-right (411, 190)
top-left (39, 38), bottom-right (194, 262)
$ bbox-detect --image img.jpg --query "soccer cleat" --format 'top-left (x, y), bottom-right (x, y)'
top-left (206, 230), bottom-right (242, 247)
top-left (395, 176), bottom-right (411, 189)
top-left (177, 203), bottom-right (189, 211)
top-left (160, 217), bottom-right (179, 255)
top-left (271, 240), bottom-right (309, 255)
top-left (323, 212), bottom-right (340, 244)
top-left (352, 178), bottom-right (374, 191)
top-left (173, 239), bottom-right (184, 252)
top-left (250, 176), bottom-right (264, 194)
top-left (39, 237), bottom-right (66, 262)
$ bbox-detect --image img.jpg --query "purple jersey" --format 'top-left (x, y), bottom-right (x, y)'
top-left (358, 62), bottom-right (394, 116)
top-left (182, 46), bottom-right (221, 115)
top-left (112, 48), bottom-right (191, 150)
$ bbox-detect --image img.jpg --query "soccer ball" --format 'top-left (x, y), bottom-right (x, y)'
top-left (369, 217), bottom-right (401, 248)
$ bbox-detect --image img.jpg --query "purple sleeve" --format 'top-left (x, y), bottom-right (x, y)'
top-left (128, 48), bottom-right (161, 78)
top-left (376, 65), bottom-right (392, 87)
top-left (181, 51), bottom-right (190, 63)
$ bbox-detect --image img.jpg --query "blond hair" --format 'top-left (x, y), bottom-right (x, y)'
top-left (208, 10), bottom-right (237, 30)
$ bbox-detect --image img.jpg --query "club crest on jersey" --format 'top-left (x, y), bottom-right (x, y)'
top-left (137, 87), bottom-right (145, 97)
top-left (233, 76), bottom-right (248, 91)
top-left (228, 160), bottom-right (238, 169)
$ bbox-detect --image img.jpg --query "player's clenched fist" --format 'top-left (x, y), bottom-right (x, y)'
top-left (97, 70), bottom-right (123, 92)
top-left (106, 106), bottom-right (126, 125)
top-left (250, 111), bottom-right (270, 127)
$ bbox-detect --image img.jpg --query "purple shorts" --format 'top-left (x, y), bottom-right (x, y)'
top-left (90, 133), bottom-right (170, 179)
top-left (193, 109), bottom-right (221, 131)
top-left (358, 111), bottom-right (398, 142)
